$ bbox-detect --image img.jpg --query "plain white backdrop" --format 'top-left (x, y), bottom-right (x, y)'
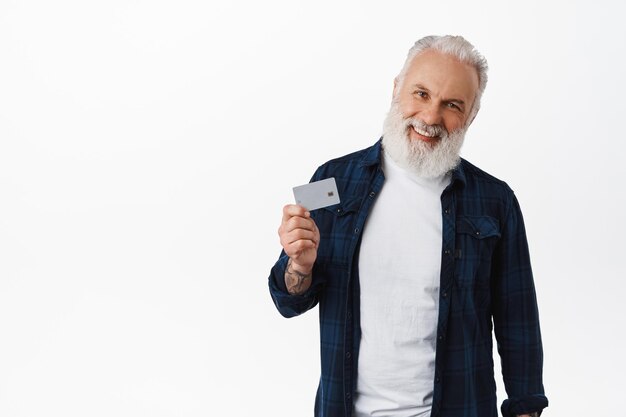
top-left (1, 0), bottom-right (625, 415)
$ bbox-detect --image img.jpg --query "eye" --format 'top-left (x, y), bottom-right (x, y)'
top-left (446, 102), bottom-right (462, 111)
top-left (414, 90), bottom-right (427, 98)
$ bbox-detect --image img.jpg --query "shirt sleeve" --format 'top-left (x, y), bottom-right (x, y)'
top-left (491, 190), bottom-right (549, 417)
top-left (267, 166), bottom-right (327, 318)
top-left (267, 251), bottom-right (326, 318)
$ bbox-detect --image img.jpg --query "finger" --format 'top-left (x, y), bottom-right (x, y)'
top-left (284, 229), bottom-right (319, 246)
top-left (285, 239), bottom-right (317, 257)
top-left (284, 216), bottom-right (316, 233)
top-left (280, 227), bottom-right (319, 249)
top-left (313, 220), bottom-right (320, 239)
top-left (282, 204), bottom-right (310, 223)
top-left (313, 226), bottom-right (320, 248)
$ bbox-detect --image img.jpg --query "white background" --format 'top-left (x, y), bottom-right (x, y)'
top-left (1, 0), bottom-right (625, 416)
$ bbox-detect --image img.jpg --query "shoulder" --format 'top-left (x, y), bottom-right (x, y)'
top-left (311, 140), bottom-right (381, 181)
top-left (305, 140), bottom-right (381, 203)
top-left (459, 158), bottom-right (515, 195)
top-left (456, 158), bottom-right (520, 218)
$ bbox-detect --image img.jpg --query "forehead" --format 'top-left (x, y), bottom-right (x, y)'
top-left (403, 49), bottom-right (479, 103)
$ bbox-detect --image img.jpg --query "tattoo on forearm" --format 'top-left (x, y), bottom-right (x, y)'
top-left (285, 259), bottom-right (312, 295)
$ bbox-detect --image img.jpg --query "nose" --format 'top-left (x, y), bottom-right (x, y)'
top-left (419, 102), bottom-right (443, 126)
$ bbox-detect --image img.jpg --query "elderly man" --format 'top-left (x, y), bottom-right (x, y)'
top-left (268, 35), bottom-right (548, 417)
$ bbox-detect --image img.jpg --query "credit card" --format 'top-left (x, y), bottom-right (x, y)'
top-left (293, 177), bottom-right (340, 211)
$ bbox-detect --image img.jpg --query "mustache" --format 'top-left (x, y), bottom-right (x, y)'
top-left (405, 118), bottom-right (447, 138)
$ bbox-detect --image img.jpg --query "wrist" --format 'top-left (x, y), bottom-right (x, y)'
top-left (290, 260), bottom-right (313, 275)
top-left (285, 258), bottom-right (313, 295)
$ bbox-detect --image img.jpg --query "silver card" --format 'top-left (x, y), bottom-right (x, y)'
top-left (293, 177), bottom-right (341, 211)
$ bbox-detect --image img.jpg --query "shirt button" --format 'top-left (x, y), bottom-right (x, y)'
top-left (444, 208), bottom-right (450, 214)
top-left (346, 351), bottom-right (351, 359)
top-left (475, 231), bottom-right (481, 236)
top-left (442, 291), bottom-right (448, 298)
top-left (438, 334), bottom-right (444, 340)
top-left (346, 392), bottom-right (351, 399)
top-left (354, 228), bottom-right (359, 234)
top-left (444, 249), bottom-right (451, 255)
top-left (337, 208), bottom-right (343, 213)
top-left (369, 191), bottom-right (375, 197)
top-left (435, 377), bottom-right (441, 383)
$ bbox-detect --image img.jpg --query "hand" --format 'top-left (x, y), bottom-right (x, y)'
top-left (278, 204), bottom-right (320, 274)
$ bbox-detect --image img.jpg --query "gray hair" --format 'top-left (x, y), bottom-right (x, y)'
top-left (396, 35), bottom-right (489, 125)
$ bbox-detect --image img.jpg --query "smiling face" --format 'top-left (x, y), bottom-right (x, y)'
top-left (393, 49), bottom-right (480, 143)
top-left (381, 49), bottom-right (481, 178)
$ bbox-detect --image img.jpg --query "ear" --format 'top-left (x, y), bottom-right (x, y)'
top-left (392, 78), bottom-right (398, 99)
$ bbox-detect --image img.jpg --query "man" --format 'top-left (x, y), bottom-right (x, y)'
top-left (268, 35), bottom-right (548, 417)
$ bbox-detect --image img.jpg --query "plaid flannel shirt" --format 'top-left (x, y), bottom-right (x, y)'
top-left (268, 139), bottom-right (548, 417)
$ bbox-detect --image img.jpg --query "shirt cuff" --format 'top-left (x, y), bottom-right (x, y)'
top-left (268, 255), bottom-right (323, 318)
top-left (501, 394), bottom-right (548, 417)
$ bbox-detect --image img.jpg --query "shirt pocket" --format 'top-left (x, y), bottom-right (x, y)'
top-left (454, 215), bottom-right (501, 289)
top-left (315, 197), bottom-right (362, 268)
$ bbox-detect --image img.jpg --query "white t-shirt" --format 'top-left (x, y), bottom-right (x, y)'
top-left (354, 150), bottom-right (451, 417)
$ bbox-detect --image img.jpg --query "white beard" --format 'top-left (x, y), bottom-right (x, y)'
top-left (381, 100), bottom-right (466, 178)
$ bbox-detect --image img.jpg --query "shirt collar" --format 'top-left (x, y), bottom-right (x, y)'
top-left (450, 158), bottom-right (467, 188)
top-left (360, 137), bottom-right (467, 187)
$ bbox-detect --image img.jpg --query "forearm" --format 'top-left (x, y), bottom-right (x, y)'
top-left (268, 254), bottom-right (321, 318)
top-left (284, 258), bottom-right (313, 295)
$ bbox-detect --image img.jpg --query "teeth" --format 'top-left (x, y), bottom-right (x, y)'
top-left (413, 126), bottom-right (436, 138)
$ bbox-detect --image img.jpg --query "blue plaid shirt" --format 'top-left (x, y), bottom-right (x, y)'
top-left (268, 139), bottom-right (548, 417)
